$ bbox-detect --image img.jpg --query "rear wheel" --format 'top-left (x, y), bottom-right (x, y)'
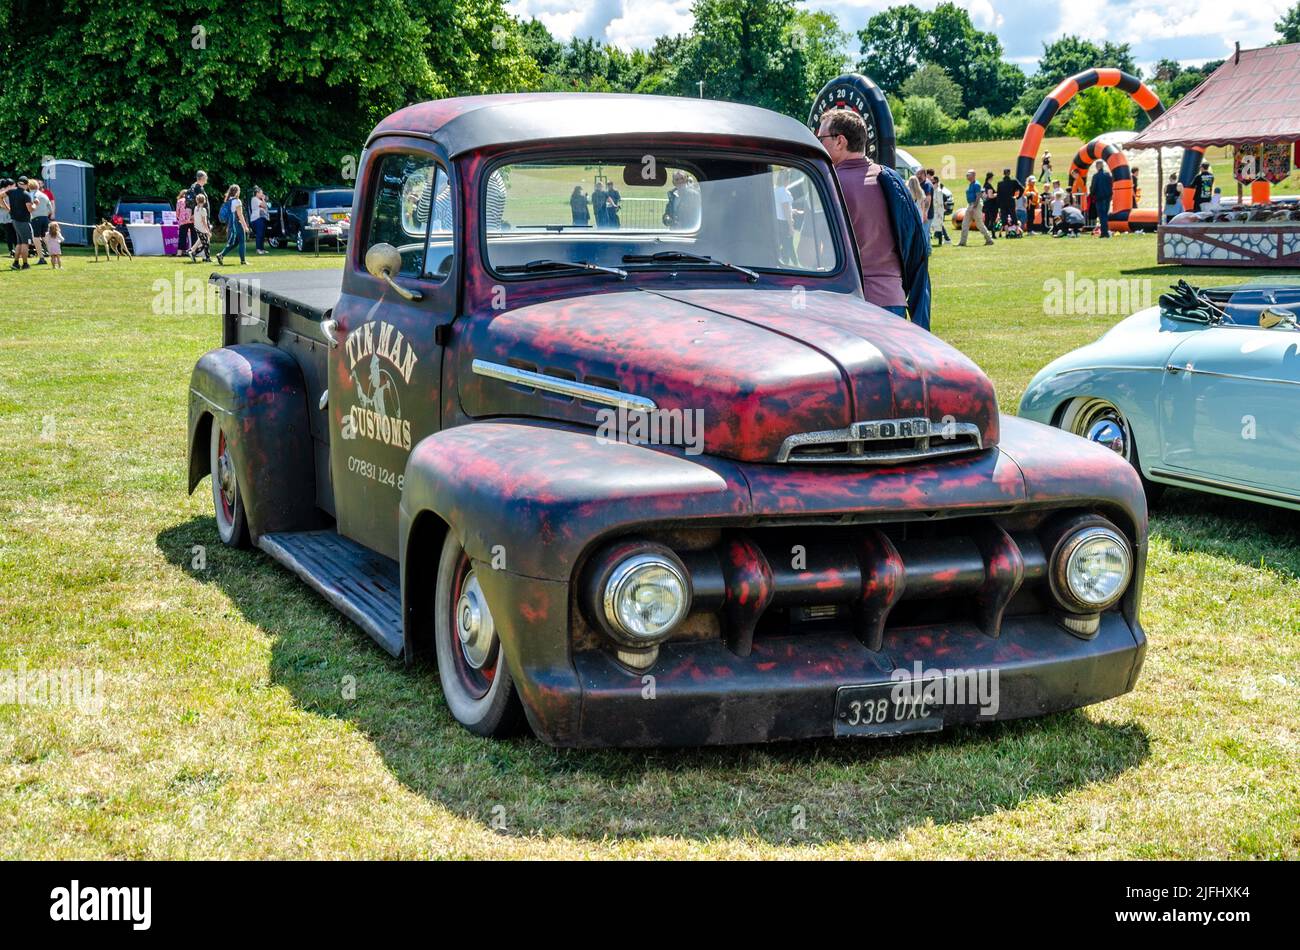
top-left (433, 533), bottom-right (524, 737)
top-left (1059, 398), bottom-right (1164, 504)
top-left (209, 421), bottom-right (249, 547)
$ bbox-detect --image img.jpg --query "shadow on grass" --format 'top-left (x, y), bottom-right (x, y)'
top-left (159, 516), bottom-right (1150, 845)
top-left (1151, 487), bottom-right (1300, 581)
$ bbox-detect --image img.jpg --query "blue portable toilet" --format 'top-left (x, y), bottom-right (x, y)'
top-left (40, 159), bottom-right (96, 245)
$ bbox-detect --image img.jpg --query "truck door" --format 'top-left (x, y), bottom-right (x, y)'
top-left (328, 149), bottom-right (457, 559)
top-left (1157, 323), bottom-right (1300, 500)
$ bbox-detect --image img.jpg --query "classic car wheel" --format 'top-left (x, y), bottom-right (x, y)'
top-left (1061, 398), bottom-right (1133, 461)
top-left (434, 533), bottom-right (524, 737)
top-left (267, 236), bottom-right (282, 249)
top-left (1059, 398), bottom-right (1164, 503)
top-left (209, 422), bottom-right (249, 548)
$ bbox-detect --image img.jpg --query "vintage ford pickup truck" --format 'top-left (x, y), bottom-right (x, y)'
top-left (189, 93), bottom-right (1148, 746)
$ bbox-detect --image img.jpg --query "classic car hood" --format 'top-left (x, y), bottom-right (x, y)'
top-left (458, 288), bottom-right (999, 463)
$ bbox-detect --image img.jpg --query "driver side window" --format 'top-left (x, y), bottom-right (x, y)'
top-left (366, 154), bottom-right (453, 280)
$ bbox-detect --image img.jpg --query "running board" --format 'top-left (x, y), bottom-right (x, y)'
top-left (258, 530), bottom-right (404, 657)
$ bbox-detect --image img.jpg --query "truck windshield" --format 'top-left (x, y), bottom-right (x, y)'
top-left (483, 155), bottom-right (839, 277)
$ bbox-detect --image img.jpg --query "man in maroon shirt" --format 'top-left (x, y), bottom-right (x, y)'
top-left (815, 108), bottom-right (909, 318)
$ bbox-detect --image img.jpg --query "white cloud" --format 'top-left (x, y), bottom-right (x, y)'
top-left (509, 0), bottom-right (1296, 71)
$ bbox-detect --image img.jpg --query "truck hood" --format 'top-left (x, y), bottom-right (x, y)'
top-left (458, 287), bottom-right (999, 463)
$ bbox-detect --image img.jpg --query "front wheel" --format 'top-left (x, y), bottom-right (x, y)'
top-left (433, 533), bottom-right (524, 737)
top-left (267, 235), bottom-right (282, 249)
top-left (1058, 398), bottom-right (1164, 504)
top-left (209, 421), bottom-right (249, 547)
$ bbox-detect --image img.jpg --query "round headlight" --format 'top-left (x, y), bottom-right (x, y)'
top-left (603, 554), bottom-right (690, 642)
top-left (1055, 525), bottom-right (1132, 612)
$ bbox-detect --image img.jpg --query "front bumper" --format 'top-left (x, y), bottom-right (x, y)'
top-left (534, 610), bottom-right (1143, 748)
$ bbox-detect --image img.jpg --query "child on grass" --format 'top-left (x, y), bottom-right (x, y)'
top-left (45, 221), bottom-right (63, 268)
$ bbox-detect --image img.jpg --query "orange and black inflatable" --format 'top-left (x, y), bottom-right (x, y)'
top-left (1067, 138), bottom-right (1161, 232)
top-left (1016, 69), bottom-right (1164, 185)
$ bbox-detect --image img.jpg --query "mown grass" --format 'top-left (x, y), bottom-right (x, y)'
top-left (1, 231), bottom-right (1297, 859)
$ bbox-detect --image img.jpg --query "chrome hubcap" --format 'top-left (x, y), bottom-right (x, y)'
top-left (1085, 417), bottom-right (1127, 456)
top-left (217, 450), bottom-right (236, 505)
top-left (455, 571), bottom-right (496, 670)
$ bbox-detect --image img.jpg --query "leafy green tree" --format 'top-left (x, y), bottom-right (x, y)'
top-left (789, 9), bottom-right (850, 99)
top-left (856, 3), bottom-right (1017, 114)
top-left (0, 0), bottom-right (537, 216)
top-left (1064, 87), bottom-right (1135, 142)
top-left (672, 0), bottom-right (806, 115)
top-left (899, 96), bottom-right (951, 145)
top-left (1277, 3), bottom-right (1300, 43)
top-left (900, 64), bottom-right (962, 115)
top-left (856, 5), bottom-right (926, 92)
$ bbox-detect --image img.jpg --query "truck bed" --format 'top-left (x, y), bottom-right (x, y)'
top-left (210, 267), bottom-right (342, 518)
top-left (210, 268), bottom-right (343, 322)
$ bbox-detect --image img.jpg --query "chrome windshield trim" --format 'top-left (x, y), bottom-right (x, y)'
top-left (471, 359), bottom-right (658, 411)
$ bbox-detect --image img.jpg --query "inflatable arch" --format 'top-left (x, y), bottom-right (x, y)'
top-left (1065, 137), bottom-right (1148, 232)
top-left (1017, 68), bottom-right (1205, 217)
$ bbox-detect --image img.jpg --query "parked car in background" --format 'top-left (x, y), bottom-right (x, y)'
top-left (1020, 280), bottom-right (1300, 510)
top-left (266, 185), bottom-right (354, 251)
top-left (189, 93), bottom-right (1149, 747)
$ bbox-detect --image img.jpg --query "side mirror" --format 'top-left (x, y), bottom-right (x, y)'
top-left (1260, 306), bottom-right (1296, 329)
top-left (365, 242), bottom-right (422, 302)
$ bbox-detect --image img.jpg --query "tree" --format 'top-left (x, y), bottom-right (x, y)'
top-left (1064, 87), bottom-right (1135, 142)
top-left (0, 0), bottom-right (538, 215)
top-left (672, 0), bottom-right (807, 115)
top-left (856, 4), bottom-right (926, 92)
top-left (1277, 3), bottom-right (1300, 44)
top-left (900, 64), bottom-right (962, 116)
top-left (856, 2), bottom-right (1016, 114)
top-left (789, 9), bottom-right (850, 99)
top-left (899, 96), bottom-right (951, 145)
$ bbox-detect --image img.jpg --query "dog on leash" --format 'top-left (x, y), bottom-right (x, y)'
top-left (92, 220), bottom-right (131, 262)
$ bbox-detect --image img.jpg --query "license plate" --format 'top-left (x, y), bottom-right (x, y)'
top-left (329, 213), bottom-right (346, 220)
top-left (834, 682), bottom-right (944, 737)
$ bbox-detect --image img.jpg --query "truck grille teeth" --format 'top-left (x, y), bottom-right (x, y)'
top-left (679, 522), bottom-right (1036, 655)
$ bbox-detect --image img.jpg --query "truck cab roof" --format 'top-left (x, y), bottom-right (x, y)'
top-left (368, 93), bottom-right (825, 158)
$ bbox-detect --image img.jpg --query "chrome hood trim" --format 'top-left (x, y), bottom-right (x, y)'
top-left (472, 359), bottom-right (658, 411)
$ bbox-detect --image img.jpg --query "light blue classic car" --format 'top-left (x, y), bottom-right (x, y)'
top-left (1020, 280), bottom-right (1300, 510)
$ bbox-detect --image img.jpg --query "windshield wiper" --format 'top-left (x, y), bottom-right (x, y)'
top-left (501, 258), bottom-right (627, 279)
top-left (622, 251), bottom-right (759, 282)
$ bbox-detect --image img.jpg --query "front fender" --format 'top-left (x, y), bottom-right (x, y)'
top-left (398, 422), bottom-right (750, 745)
top-left (187, 344), bottom-right (318, 539)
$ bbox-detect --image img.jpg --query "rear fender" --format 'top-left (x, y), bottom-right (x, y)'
top-left (187, 344), bottom-right (319, 539)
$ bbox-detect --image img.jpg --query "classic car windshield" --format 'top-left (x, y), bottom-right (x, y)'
top-left (483, 155), bottom-right (839, 276)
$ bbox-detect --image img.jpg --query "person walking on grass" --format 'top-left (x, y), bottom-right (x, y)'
top-left (248, 186), bottom-right (269, 255)
top-left (175, 189), bottom-right (192, 255)
top-left (3, 176), bottom-right (36, 270)
top-left (215, 184), bottom-right (248, 266)
top-left (958, 169), bottom-right (993, 246)
top-left (188, 193), bottom-right (212, 263)
top-left (1089, 160), bottom-right (1113, 239)
top-left (28, 180), bottom-right (53, 264)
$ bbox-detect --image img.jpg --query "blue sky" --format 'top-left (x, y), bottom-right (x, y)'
top-left (505, 0), bottom-right (1295, 72)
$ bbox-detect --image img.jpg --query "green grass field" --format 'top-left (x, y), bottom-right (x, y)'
top-left (1, 233), bottom-right (1297, 859)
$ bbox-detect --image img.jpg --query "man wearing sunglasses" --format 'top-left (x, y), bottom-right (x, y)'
top-left (816, 109), bottom-right (931, 331)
